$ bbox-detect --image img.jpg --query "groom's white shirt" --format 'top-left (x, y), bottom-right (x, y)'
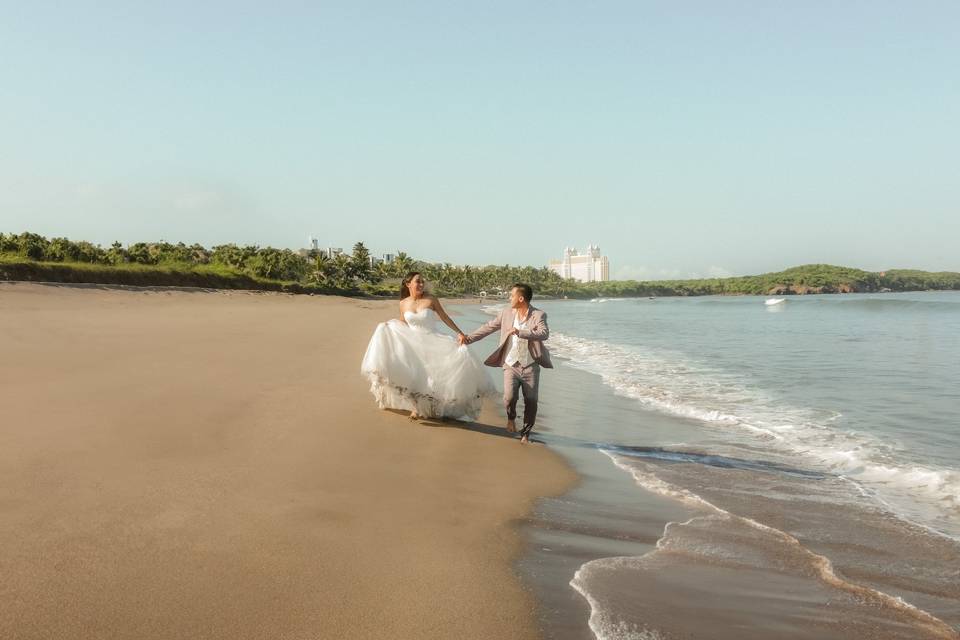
top-left (506, 313), bottom-right (532, 367)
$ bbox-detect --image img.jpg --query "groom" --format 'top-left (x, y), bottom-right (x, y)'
top-left (459, 283), bottom-right (552, 443)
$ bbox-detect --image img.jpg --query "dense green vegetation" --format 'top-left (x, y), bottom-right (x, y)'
top-left (588, 264), bottom-right (960, 297)
top-left (1, 232), bottom-right (958, 298)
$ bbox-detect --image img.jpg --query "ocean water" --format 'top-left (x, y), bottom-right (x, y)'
top-left (460, 292), bottom-right (960, 639)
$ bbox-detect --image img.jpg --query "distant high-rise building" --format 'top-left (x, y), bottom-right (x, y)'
top-left (303, 242), bottom-right (398, 263)
top-left (548, 245), bottom-right (610, 282)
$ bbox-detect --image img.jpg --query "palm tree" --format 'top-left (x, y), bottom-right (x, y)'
top-left (311, 253), bottom-right (332, 285)
top-left (459, 265), bottom-right (474, 295)
top-left (373, 261), bottom-right (392, 281)
top-left (331, 254), bottom-right (353, 289)
top-left (453, 266), bottom-right (467, 295)
top-left (392, 252), bottom-right (414, 278)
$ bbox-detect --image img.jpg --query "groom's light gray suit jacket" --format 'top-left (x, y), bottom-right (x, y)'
top-left (466, 306), bottom-right (553, 368)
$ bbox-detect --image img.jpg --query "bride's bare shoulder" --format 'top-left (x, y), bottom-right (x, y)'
top-left (424, 295), bottom-right (445, 310)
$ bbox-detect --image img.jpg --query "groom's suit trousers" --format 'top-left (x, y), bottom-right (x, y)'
top-left (504, 362), bottom-right (540, 436)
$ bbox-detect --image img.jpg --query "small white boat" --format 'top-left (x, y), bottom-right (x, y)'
top-left (764, 298), bottom-right (786, 306)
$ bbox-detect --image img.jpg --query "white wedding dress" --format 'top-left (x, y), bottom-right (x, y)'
top-left (360, 308), bottom-right (495, 420)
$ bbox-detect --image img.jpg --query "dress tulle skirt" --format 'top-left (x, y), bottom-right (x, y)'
top-left (360, 319), bottom-right (495, 420)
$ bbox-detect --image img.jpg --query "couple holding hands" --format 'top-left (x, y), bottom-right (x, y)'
top-left (361, 272), bottom-right (552, 443)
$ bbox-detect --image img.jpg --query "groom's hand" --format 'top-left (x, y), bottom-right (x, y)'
top-left (457, 333), bottom-right (468, 345)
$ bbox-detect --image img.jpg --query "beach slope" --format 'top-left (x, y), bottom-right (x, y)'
top-left (0, 283), bottom-right (575, 640)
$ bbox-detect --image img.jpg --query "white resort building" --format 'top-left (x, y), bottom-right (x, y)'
top-left (548, 245), bottom-right (610, 282)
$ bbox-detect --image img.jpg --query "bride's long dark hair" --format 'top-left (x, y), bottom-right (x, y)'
top-left (400, 272), bottom-right (422, 299)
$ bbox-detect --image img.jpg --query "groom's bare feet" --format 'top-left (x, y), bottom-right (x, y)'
top-left (520, 435), bottom-right (530, 444)
top-left (506, 419), bottom-right (517, 433)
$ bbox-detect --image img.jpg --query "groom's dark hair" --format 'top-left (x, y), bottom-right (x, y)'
top-left (513, 283), bottom-right (533, 302)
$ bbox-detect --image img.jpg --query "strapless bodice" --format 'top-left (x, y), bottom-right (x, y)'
top-left (403, 307), bottom-right (438, 331)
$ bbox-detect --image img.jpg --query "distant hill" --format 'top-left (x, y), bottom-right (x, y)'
top-left (578, 264), bottom-right (960, 298)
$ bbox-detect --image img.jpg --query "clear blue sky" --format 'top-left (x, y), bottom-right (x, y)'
top-left (2, 1), bottom-right (957, 279)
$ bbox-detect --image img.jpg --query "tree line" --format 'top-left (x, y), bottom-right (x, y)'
top-left (0, 232), bottom-right (575, 296)
top-left (2, 232), bottom-right (958, 297)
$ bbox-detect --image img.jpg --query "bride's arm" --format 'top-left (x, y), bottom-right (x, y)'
top-left (429, 298), bottom-right (466, 339)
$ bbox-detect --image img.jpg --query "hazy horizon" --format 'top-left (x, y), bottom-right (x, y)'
top-left (2, 2), bottom-right (957, 279)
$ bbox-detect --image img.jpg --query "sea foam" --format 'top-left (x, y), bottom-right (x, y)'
top-left (550, 331), bottom-right (960, 540)
top-left (567, 450), bottom-right (957, 640)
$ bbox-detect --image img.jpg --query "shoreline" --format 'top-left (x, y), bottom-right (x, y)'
top-left (0, 283), bottom-right (577, 639)
top-left (9, 277), bottom-right (957, 304)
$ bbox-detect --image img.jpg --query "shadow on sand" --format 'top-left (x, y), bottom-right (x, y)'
top-left (382, 409), bottom-right (544, 443)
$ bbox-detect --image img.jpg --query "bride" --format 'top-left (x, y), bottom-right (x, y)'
top-left (360, 272), bottom-right (495, 421)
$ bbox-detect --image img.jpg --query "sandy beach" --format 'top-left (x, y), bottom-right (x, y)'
top-left (0, 283), bottom-right (576, 640)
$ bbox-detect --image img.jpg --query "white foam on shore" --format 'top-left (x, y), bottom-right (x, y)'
top-left (550, 332), bottom-right (960, 540)
top-left (568, 451), bottom-right (957, 640)
top-left (568, 555), bottom-right (665, 640)
top-left (479, 303), bottom-right (506, 316)
top-left (564, 578), bottom-right (665, 640)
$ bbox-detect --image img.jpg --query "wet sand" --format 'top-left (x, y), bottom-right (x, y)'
top-left (0, 283), bottom-right (576, 640)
